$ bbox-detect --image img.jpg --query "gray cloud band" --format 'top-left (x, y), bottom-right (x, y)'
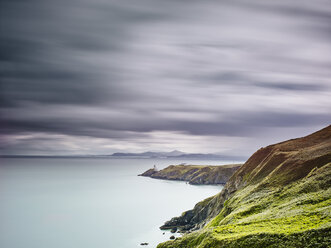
top-left (1, 0), bottom-right (331, 155)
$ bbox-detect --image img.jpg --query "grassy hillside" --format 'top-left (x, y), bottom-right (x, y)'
top-left (157, 125), bottom-right (331, 248)
top-left (139, 164), bottom-right (242, 185)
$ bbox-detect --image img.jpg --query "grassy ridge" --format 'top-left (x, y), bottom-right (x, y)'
top-left (158, 163), bottom-right (331, 248)
top-left (157, 126), bottom-right (331, 248)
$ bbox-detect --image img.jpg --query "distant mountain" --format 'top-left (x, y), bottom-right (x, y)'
top-left (1, 150), bottom-right (246, 160)
top-left (110, 150), bottom-right (243, 160)
top-left (165, 150), bottom-right (185, 156)
top-left (111, 150), bottom-right (185, 158)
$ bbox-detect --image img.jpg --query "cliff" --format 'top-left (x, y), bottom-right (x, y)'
top-left (139, 164), bottom-right (242, 185)
top-left (157, 125), bottom-right (331, 248)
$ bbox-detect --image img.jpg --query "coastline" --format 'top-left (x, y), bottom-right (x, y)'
top-left (156, 125), bottom-right (331, 248)
top-left (139, 164), bottom-right (242, 185)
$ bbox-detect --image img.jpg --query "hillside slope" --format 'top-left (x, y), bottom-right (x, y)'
top-left (157, 125), bottom-right (331, 248)
top-left (139, 164), bottom-right (242, 185)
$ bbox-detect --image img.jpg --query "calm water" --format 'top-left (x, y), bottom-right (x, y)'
top-left (0, 158), bottom-right (233, 248)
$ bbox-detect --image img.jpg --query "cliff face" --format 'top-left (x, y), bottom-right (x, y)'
top-left (139, 164), bottom-right (242, 185)
top-left (157, 125), bottom-right (331, 248)
top-left (227, 124), bottom-right (331, 189)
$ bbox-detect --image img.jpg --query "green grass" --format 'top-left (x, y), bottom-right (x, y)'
top-left (157, 163), bottom-right (331, 248)
top-left (158, 228), bottom-right (331, 248)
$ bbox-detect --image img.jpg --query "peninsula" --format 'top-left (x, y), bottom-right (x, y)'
top-left (139, 164), bottom-right (242, 185)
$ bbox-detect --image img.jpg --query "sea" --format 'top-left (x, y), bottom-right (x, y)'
top-left (0, 158), bottom-right (241, 248)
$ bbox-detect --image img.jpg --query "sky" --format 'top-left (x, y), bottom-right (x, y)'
top-left (0, 0), bottom-right (331, 157)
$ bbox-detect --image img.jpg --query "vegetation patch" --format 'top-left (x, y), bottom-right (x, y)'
top-left (157, 163), bottom-right (331, 248)
top-left (157, 126), bottom-right (331, 248)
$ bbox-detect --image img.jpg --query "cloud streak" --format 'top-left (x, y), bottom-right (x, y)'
top-left (0, 0), bottom-right (330, 156)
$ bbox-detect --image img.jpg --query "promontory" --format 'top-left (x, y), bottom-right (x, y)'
top-left (139, 163), bottom-right (242, 185)
top-left (157, 125), bottom-right (331, 248)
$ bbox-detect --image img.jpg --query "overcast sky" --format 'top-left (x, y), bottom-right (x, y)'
top-left (0, 0), bottom-right (330, 157)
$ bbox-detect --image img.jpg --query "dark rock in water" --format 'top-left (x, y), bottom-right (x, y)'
top-left (169, 236), bottom-right (175, 240)
top-left (138, 168), bottom-right (157, 177)
top-left (160, 208), bottom-right (196, 231)
top-left (170, 227), bottom-right (177, 233)
top-left (140, 242), bottom-right (148, 245)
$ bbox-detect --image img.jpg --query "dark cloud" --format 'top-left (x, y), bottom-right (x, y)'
top-left (1, 106), bottom-right (329, 139)
top-left (0, 0), bottom-right (331, 155)
top-left (254, 82), bottom-right (325, 91)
